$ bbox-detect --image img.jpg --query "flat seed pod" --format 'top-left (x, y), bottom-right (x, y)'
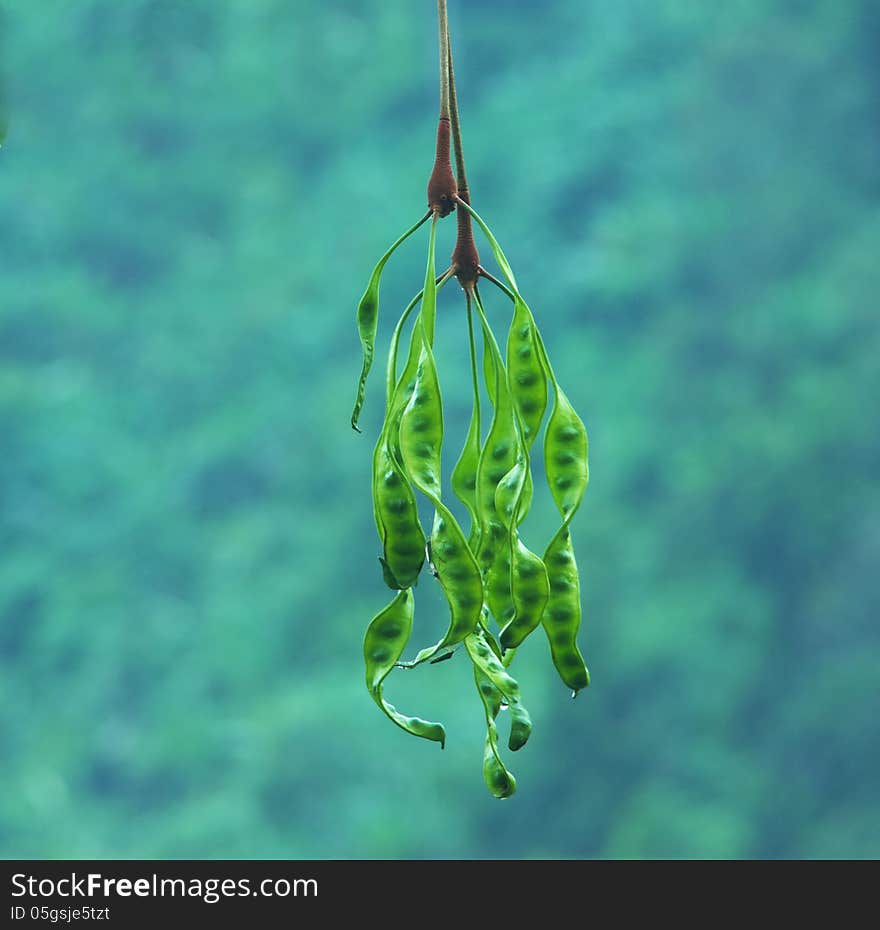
top-left (351, 212), bottom-right (431, 431)
top-left (364, 590), bottom-right (446, 746)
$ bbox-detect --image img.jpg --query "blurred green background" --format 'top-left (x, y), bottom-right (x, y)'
top-left (2, 0), bottom-right (878, 859)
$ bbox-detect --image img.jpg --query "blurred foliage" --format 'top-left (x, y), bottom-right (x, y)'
top-left (1, 0), bottom-right (878, 859)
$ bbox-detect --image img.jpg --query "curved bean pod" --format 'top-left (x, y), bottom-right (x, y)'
top-left (537, 330), bottom-right (590, 693)
top-left (382, 220), bottom-right (449, 460)
top-left (384, 271), bottom-right (455, 414)
top-left (371, 285), bottom-right (429, 573)
top-left (465, 629), bottom-right (532, 752)
top-left (399, 376), bottom-right (482, 661)
top-left (399, 346), bottom-right (443, 499)
top-left (370, 243), bottom-right (454, 591)
top-left (476, 669), bottom-right (503, 719)
top-left (465, 629), bottom-right (520, 703)
top-left (364, 589), bottom-right (445, 746)
top-left (461, 203), bottom-right (591, 694)
top-left (372, 438), bottom-right (425, 589)
top-left (493, 417), bottom-right (549, 651)
top-left (500, 536), bottom-right (550, 651)
top-left (493, 451), bottom-right (527, 531)
top-left (373, 300), bottom-right (427, 592)
top-left (542, 527), bottom-right (589, 693)
top-left (506, 296), bottom-right (548, 449)
top-left (542, 379), bottom-right (589, 520)
top-left (451, 296), bottom-right (482, 544)
top-left (498, 640), bottom-right (534, 742)
top-left (351, 210), bottom-right (432, 431)
top-left (465, 632), bottom-right (532, 752)
top-left (472, 666), bottom-right (516, 799)
top-left (472, 658), bottom-right (514, 775)
top-left (384, 231), bottom-right (439, 429)
top-left (397, 223), bottom-right (483, 664)
top-left (481, 301), bottom-right (536, 542)
top-left (475, 290), bottom-right (550, 651)
top-left (472, 287), bottom-right (517, 629)
top-left (508, 700), bottom-right (533, 753)
top-left (401, 505), bottom-right (482, 667)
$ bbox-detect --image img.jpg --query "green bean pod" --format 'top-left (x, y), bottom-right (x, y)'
top-left (475, 669), bottom-right (503, 719)
top-left (506, 296), bottom-right (549, 449)
top-left (491, 424), bottom-right (550, 650)
top-left (500, 537), bottom-right (550, 651)
top-left (399, 342), bottom-right (443, 496)
top-left (472, 289), bottom-right (518, 629)
top-left (480, 533), bottom-right (514, 632)
top-left (459, 199), bottom-right (591, 693)
top-left (543, 383), bottom-right (588, 520)
top-left (451, 298), bottom-right (482, 545)
top-left (540, 367), bottom-right (590, 693)
top-left (473, 660), bottom-right (518, 781)
top-left (371, 438), bottom-right (425, 589)
top-left (450, 406), bottom-right (481, 542)
top-left (369, 275), bottom-right (451, 592)
top-left (372, 301), bottom-right (428, 591)
top-left (397, 225), bottom-right (483, 664)
top-left (506, 296), bottom-right (544, 529)
top-left (403, 506), bottom-right (483, 666)
top-left (384, 276), bottom-right (452, 420)
top-left (351, 211), bottom-right (431, 431)
top-left (465, 630), bottom-right (520, 702)
top-left (542, 526), bottom-right (589, 693)
top-left (364, 589), bottom-right (446, 746)
top-left (383, 218), bottom-right (443, 441)
top-left (369, 237), bottom-right (458, 592)
top-left (508, 700), bottom-right (532, 753)
top-left (466, 630), bottom-right (532, 752)
top-left (494, 453), bottom-right (527, 531)
top-left (476, 291), bottom-right (548, 648)
top-left (472, 667), bottom-right (516, 799)
top-left (398, 344), bottom-right (483, 661)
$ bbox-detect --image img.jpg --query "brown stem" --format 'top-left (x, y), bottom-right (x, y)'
top-left (447, 20), bottom-right (480, 289)
top-left (427, 1), bottom-right (456, 216)
top-left (452, 191), bottom-right (480, 289)
top-left (437, 0), bottom-right (450, 120)
top-left (447, 29), bottom-right (468, 198)
top-left (426, 119), bottom-right (456, 217)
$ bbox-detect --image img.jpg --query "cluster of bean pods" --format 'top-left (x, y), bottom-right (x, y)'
top-left (353, 201), bottom-right (589, 798)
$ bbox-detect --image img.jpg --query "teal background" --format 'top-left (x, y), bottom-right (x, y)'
top-left (1, 0), bottom-right (878, 859)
